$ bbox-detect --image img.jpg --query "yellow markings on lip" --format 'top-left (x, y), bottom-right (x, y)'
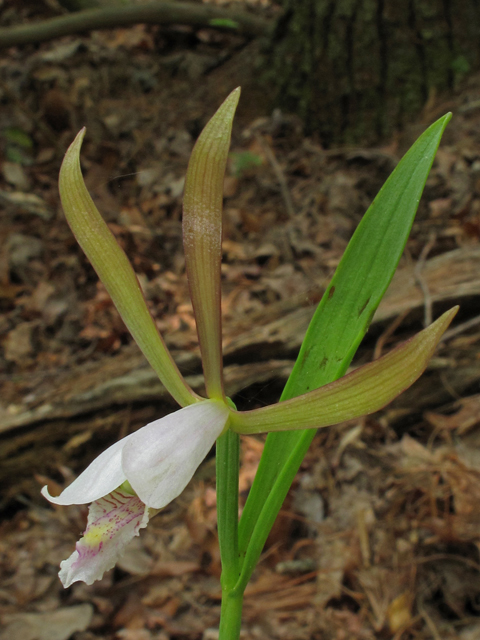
top-left (83, 523), bottom-right (110, 547)
top-left (81, 489), bottom-right (143, 549)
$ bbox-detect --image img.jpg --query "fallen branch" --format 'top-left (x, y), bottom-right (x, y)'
top-left (58, 0), bottom-right (124, 10)
top-left (0, 1), bottom-right (272, 48)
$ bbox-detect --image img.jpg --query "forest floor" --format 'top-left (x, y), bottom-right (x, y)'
top-left (1, 2), bottom-right (480, 639)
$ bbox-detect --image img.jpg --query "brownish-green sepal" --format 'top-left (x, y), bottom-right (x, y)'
top-left (230, 307), bottom-right (457, 434)
top-left (59, 129), bottom-right (198, 408)
top-left (183, 88), bottom-right (240, 401)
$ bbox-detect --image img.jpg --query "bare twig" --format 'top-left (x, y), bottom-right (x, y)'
top-left (0, 1), bottom-right (272, 49)
top-left (255, 133), bottom-right (296, 218)
top-left (373, 309), bottom-right (411, 359)
top-left (418, 604), bottom-right (444, 640)
top-left (440, 313), bottom-right (480, 342)
top-left (414, 232), bottom-right (436, 327)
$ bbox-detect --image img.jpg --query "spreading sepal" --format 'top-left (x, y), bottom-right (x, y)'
top-left (59, 130), bottom-right (198, 408)
top-left (230, 308), bottom-right (457, 434)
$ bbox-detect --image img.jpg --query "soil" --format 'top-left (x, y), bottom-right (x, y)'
top-left (1, 2), bottom-right (480, 639)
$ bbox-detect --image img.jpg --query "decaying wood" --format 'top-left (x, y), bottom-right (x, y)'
top-left (0, 359), bottom-right (293, 499)
top-left (1, 246), bottom-right (479, 437)
top-left (0, 359), bottom-right (293, 434)
top-left (374, 246), bottom-right (480, 322)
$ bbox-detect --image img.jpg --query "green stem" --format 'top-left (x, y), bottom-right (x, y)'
top-left (219, 591), bottom-right (244, 640)
top-left (216, 429), bottom-right (241, 638)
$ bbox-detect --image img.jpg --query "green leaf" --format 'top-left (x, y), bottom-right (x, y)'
top-left (235, 112), bottom-right (452, 593)
top-left (3, 127), bottom-right (34, 165)
top-left (3, 127), bottom-right (33, 149)
top-left (209, 18), bottom-right (240, 30)
top-left (229, 151), bottom-right (262, 178)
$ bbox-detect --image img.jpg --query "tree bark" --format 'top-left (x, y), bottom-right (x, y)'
top-left (265, 0), bottom-right (480, 144)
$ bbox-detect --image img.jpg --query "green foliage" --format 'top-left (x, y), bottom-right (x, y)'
top-left (451, 55), bottom-right (471, 79)
top-left (3, 127), bottom-right (34, 165)
top-left (229, 151), bottom-right (262, 178)
top-left (231, 112), bottom-right (452, 598)
top-left (209, 18), bottom-right (240, 30)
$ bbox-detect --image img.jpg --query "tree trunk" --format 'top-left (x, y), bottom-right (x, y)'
top-left (265, 0), bottom-right (480, 144)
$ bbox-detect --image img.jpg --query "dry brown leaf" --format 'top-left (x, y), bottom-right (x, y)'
top-left (0, 605), bottom-right (93, 640)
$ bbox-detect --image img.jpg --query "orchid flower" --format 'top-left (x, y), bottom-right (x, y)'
top-left (44, 88), bottom-right (457, 588)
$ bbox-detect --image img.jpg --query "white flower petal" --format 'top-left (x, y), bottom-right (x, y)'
top-left (59, 489), bottom-right (150, 588)
top-left (122, 400), bottom-right (229, 509)
top-left (42, 435), bottom-right (133, 505)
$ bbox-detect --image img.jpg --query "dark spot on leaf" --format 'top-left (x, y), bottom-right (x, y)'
top-left (365, 308), bottom-right (376, 330)
top-left (301, 345), bottom-right (312, 365)
top-left (358, 296), bottom-right (371, 317)
top-left (328, 286), bottom-right (335, 299)
top-left (319, 356), bottom-right (328, 369)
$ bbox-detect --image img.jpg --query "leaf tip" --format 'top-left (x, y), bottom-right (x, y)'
top-left (70, 127), bottom-right (87, 153)
top-left (439, 305), bottom-right (459, 326)
top-left (218, 87), bottom-right (241, 123)
top-left (436, 304), bottom-right (458, 333)
top-left (436, 111), bottom-right (452, 131)
top-left (60, 128), bottom-right (87, 189)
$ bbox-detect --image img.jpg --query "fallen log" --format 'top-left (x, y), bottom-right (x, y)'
top-left (2, 246), bottom-right (480, 500)
top-left (1, 246), bottom-right (480, 434)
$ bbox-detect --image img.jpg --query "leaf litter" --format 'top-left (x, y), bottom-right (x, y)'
top-left (1, 2), bottom-right (480, 638)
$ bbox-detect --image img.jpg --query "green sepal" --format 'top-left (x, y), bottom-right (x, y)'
top-left (230, 307), bottom-right (456, 434)
top-left (183, 88), bottom-right (240, 401)
top-left (59, 130), bottom-right (199, 408)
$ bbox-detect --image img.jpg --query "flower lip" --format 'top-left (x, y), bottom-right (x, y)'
top-left (58, 490), bottom-right (150, 588)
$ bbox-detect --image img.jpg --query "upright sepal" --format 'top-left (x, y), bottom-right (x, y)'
top-left (59, 130), bottom-right (198, 408)
top-left (230, 308), bottom-right (457, 434)
top-left (183, 88), bottom-right (240, 400)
